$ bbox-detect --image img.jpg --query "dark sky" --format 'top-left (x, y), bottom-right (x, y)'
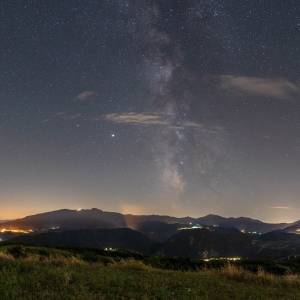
top-left (0, 0), bottom-right (299, 222)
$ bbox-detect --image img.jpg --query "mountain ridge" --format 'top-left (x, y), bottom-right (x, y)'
top-left (0, 208), bottom-right (292, 234)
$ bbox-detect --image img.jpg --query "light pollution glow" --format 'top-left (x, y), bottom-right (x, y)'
top-left (0, 228), bottom-right (33, 234)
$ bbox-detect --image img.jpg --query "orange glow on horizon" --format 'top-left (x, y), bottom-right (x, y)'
top-left (0, 228), bottom-right (33, 234)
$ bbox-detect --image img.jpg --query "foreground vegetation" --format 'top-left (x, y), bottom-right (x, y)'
top-left (1, 246), bottom-right (300, 299)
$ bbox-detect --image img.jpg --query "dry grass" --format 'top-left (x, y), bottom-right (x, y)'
top-left (0, 252), bottom-right (14, 261)
top-left (45, 255), bottom-right (86, 266)
top-left (110, 258), bottom-right (152, 271)
top-left (219, 264), bottom-right (300, 286)
top-left (2, 248), bottom-right (85, 266)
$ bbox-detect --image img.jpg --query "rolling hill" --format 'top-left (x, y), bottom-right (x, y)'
top-left (281, 222), bottom-right (300, 234)
top-left (8, 228), bottom-right (154, 254)
top-left (157, 227), bottom-right (256, 259)
top-left (5, 225), bottom-right (300, 260)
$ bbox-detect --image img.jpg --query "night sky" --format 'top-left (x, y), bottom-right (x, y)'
top-left (1, 1), bottom-right (300, 222)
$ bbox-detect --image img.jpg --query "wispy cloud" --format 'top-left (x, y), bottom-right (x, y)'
top-left (220, 75), bottom-right (300, 99)
top-left (49, 111), bottom-right (209, 131)
top-left (104, 112), bottom-right (168, 126)
top-left (103, 112), bottom-right (205, 129)
top-left (270, 206), bottom-right (291, 210)
top-left (77, 90), bottom-right (97, 101)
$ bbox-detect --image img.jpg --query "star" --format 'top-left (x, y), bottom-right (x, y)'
top-left (111, 133), bottom-right (116, 138)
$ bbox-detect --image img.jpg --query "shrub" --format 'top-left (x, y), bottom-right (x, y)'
top-left (7, 246), bottom-right (27, 259)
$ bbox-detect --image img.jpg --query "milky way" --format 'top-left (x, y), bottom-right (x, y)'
top-left (0, 0), bottom-right (299, 222)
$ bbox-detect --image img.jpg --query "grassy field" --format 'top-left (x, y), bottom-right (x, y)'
top-left (0, 246), bottom-right (300, 299)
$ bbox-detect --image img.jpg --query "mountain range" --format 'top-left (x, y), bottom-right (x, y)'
top-left (1, 208), bottom-right (300, 260)
top-left (0, 208), bottom-right (291, 233)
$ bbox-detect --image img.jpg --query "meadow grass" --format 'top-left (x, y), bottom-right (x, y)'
top-left (0, 246), bottom-right (300, 299)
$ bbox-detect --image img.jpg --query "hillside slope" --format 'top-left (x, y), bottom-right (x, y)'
top-left (9, 228), bottom-right (154, 254)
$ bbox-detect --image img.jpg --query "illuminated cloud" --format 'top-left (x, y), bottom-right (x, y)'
top-left (103, 112), bottom-right (204, 129)
top-left (77, 90), bottom-right (97, 101)
top-left (104, 112), bottom-right (168, 126)
top-left (270, 206), bottom-right (291, 210)
top-left (220, 75), bottom-right (300, 99)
